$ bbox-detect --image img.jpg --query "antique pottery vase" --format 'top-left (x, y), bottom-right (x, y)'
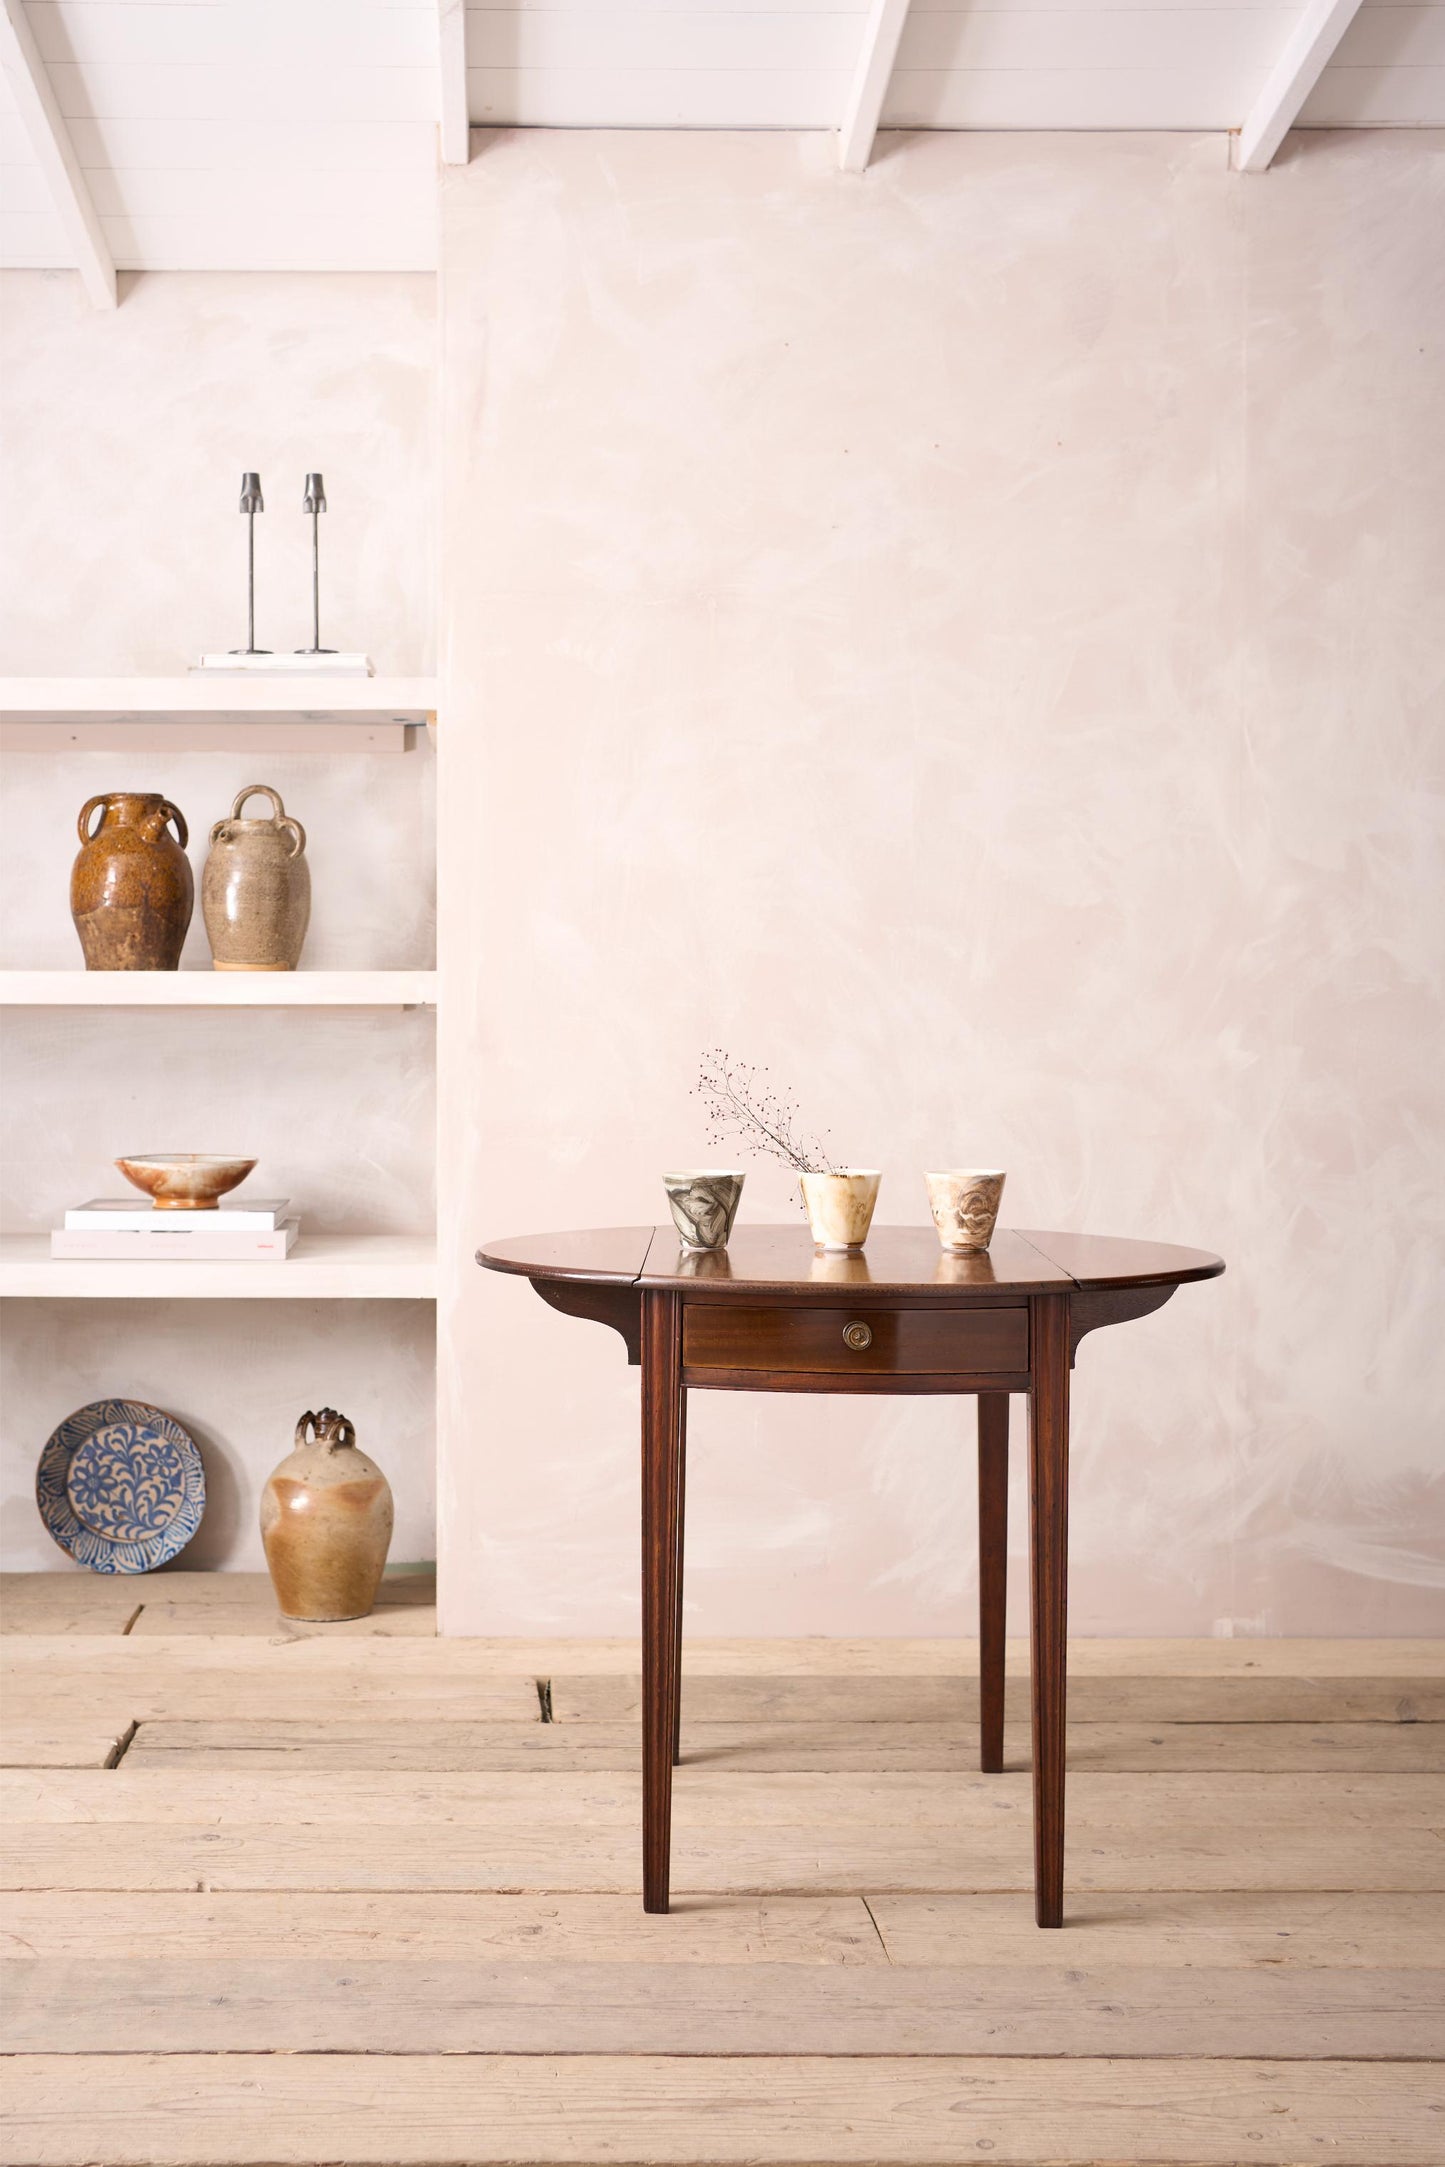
top-left (70, 793), bottom-right (193, 970)
top-left (260, 1408), bottom-right (393, 1622)
top-left (202, 784), bottom-right (310, 971)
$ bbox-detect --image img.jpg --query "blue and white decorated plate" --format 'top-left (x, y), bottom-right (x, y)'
top-left (37, 1399), bottom-right (205, 1573)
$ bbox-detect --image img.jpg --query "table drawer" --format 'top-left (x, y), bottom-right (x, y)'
top-left (682, 1304), bottom-right (1028, 1377)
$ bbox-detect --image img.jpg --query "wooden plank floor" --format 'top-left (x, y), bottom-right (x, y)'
top-left (1, 1573), bottom-right (1441, 2166)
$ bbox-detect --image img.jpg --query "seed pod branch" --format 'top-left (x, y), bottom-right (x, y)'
top-left (693, 1049), bottom-right (838, 1176)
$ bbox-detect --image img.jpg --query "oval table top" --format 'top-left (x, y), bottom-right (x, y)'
top-left (476, 1225), bottom-right (1224, 1300)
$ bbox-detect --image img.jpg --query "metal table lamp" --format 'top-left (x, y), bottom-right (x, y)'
top-left (231, 472), bottom-right (268, 654)
top-left (297, 472), bottom-right (335, 654)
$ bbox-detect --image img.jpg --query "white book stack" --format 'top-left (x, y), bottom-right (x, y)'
top-left (52, 1199), bottom-right (299, 1261)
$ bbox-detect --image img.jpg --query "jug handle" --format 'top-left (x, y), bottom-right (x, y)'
top-left (76, 796), bottom-right (108, 845)
top-left (280, 816), bottom-right (306, 859)
top-left (159, 799), bottom-right (188, 849)
top-left (231, 784), bottom-right (287, 824)
top-left (293, 1410), bottom-right (356, 1452)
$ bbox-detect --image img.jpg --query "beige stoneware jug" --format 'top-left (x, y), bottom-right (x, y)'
top-left (260, 1408), bottom-right (393, 1622)
top-left (202, 784), bottom-right (310, 971)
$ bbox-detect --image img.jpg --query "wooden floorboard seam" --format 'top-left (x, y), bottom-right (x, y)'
top-left (859, 1894), bottom-right (891, 1961)
top-left (103, 1719), bottom-right (139, 1768)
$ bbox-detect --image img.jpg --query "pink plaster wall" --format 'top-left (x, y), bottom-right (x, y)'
top-left (0, 269), bottom-right (436, 674)
top-left (439, 128), bottom-right (1444, 1638)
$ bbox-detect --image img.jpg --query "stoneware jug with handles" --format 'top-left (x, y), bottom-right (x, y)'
top-left (202, 783), bottom-right (311, 971)
top-left (70, 792), bottom-right (193, 970)
top-left (260, 1408), bottom-right (394, 1623)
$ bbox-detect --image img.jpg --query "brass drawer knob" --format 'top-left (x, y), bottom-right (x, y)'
top-left (843, 1320), bottom-right (873, 1351)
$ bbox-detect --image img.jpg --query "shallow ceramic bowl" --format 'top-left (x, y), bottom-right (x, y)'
top-left (115, 1153), bottom-right (257, 1210)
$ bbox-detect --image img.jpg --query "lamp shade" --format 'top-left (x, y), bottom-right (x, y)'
top-left (238, 472), bottom-right (264, 513)
top-left (302, 472), bottom-right (326, 514)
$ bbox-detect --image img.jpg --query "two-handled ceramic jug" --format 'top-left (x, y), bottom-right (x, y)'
top-left (70, 792), bottom-right (193, 970)
top-left (260, 1408), bottom-right (394, 1623)
top-left (202, 783), bottom-right (311, 970)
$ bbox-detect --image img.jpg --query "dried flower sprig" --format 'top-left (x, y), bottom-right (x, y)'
top-left (694, 1049), bottom-right (838, 1176)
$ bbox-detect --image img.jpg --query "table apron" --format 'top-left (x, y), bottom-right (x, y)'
top-left (681, 1366), bottom-right (1034, 1395)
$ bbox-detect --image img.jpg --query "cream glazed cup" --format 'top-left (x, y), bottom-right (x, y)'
top-left (926, 1169), bottom-right (1006, 1254)
top-left (799, 1170), bottom-right (881, 1253)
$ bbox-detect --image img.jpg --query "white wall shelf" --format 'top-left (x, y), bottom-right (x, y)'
top-left (0, 676), bottom-right (437, 754)
top-left (0, 970), bottom-right (437, 1008)
top-left (0, 657), bottom-right (442, 1577)
top-left (0, 1233), bottom-right (437, 1301)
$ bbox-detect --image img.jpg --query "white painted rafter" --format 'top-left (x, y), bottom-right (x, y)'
top-left (0, 0), bottom-right (115, 304)
top-left (1233, 0), bottom-right (1365, 171)
top-left (838, 0), bottom-right (912, 173)
top-left (437, 0), bottom-right (469, 165)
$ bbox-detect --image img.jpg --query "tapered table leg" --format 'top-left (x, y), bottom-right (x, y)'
top-left (673, 1393), bottom-right (687, 1766)
top-left (641, 1288), bottom-right (683, 1912)
top-left (977, 1393), bottom-right (1009, 1773)
top-left (1028, 1294), bottom-right (1070, 1928)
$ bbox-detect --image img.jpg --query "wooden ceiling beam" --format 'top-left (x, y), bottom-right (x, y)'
top-left (838, 0), bottom-right (912, 173)
top-left (438, 0), bottom-right (469, 165)
top-left (0, 0), bottom-right (115, 306)
top-left (1233, 0), bottom-right (1364, 171)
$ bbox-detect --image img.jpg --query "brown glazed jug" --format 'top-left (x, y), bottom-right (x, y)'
top-left (70, 793), bottom-right (193, 970)
top-left (260, 1409), bottom-right (394, 1622)
top-left (202, 784), bottom-right (311, 971)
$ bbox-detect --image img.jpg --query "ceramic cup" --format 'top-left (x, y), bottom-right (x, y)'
top-left (799, 1169), bottom-right (881, 1253)
top-left (926, 1169), bottom-right (1006, 1253)
top-left (662, 1170), bottom-right (745, 1251)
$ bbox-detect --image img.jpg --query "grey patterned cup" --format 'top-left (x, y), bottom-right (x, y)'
top-left (662, 1170), bottom-right (745, 1252)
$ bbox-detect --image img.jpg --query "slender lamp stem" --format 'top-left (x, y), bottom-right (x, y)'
top-left (233, 472), bottom-right (266, 655)
top-left (299, 472), bottom-right (333, 653)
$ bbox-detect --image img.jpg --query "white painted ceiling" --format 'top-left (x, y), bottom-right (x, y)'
top-left (1, 0), bottom-right (1441, 276)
